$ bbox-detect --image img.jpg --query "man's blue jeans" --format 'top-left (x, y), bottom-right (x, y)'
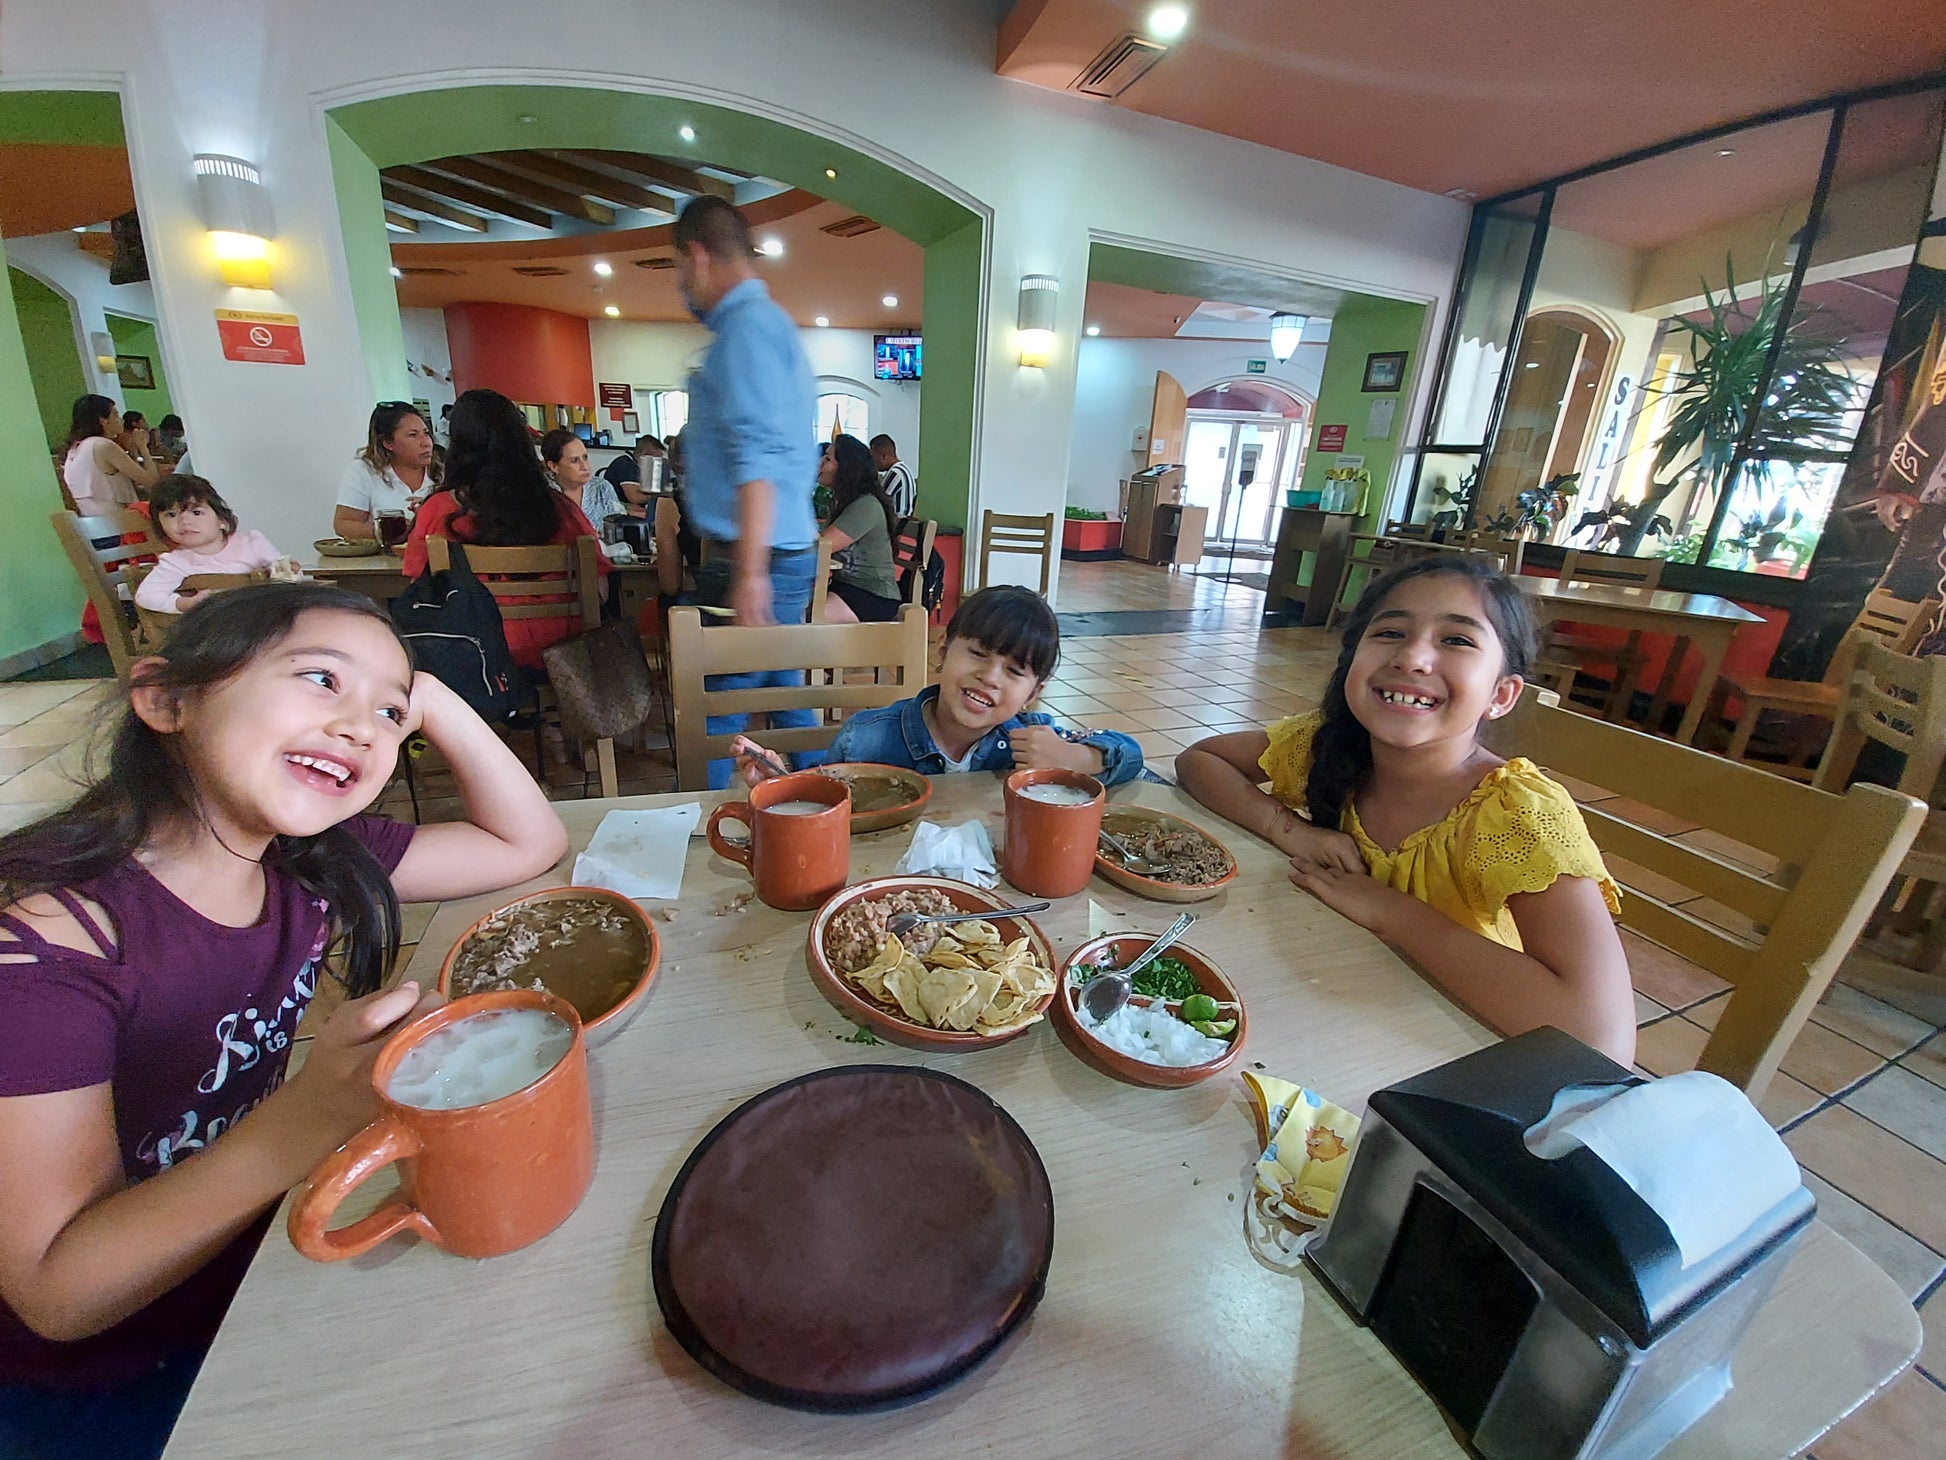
top-left (696, 548), bottom-right (821, 789)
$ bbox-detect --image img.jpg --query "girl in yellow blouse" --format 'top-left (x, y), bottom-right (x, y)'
top-left (1177, 557), bottom-right (1635, 1064)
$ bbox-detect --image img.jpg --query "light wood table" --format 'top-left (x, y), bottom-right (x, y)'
top-left (1519, 579), bottom-right (1766, 745)
top-left (304, 551), bottom-right (663, 613)
top-left (163, 778), bottom-right (1917, 1458)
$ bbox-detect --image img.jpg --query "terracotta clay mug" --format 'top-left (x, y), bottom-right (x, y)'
top-left (288, 988), bottom-right (594, 1262)
top-left (707, 770), bottom-right (851, 911)
top-left (1003, 767), bottom-right (1105, 899)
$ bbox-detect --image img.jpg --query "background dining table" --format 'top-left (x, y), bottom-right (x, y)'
top-left (161, 776), bottom-right (1918, 1458)
top-left (1517, 579), bottom-right (1767, 745)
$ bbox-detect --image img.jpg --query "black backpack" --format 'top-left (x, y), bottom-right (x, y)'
top-left (389, 544), bottom-right (523, 721)
top-left (918, 547), bottom-right (946, 613)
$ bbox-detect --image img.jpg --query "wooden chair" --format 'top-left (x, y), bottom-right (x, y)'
top-left (1384, 519), bottom-right (1434, 541)
top-left (1708, 589), bottom-right (1936, 777)
top-left (1327, 533), bottom-right (1440, 625)
top-left (1495, 684), bottom-right (1925, 1096)
top-left (50, 509), bottom-right (167, 677)
top-left (809, 537), bottom-right (837, 625)
top-left (128, 568), bottom-right (260, 647)
top-left (666, 604), bottom-right (929, 791)
top-left (427, 536), bottom-right (620, 797)
top-left (1446, 528), bottom-right (1526, 573)
top-left (893, 517), bottom-right (938, 607)
top-left (1533, 549), bottom-right (1665, 722)
top-left (977, 510), bottom-right (1054, 595)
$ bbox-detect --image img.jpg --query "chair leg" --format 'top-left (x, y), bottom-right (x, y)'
top-left (596, 738), bottom-right (619, 798)
top-left (401, 749), bottom-right (422, 825)
top-left (1725, 702), bottom-right (1763, 763)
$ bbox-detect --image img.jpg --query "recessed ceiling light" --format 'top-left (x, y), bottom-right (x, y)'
top-left (679, 124), bottom-right (696, 143)
top-left (1147, 5), bottom-right (1189, 40)
top-left (758, 238), bottom-right (784, 258)
top-left (881, 294), bottom-right (898, 308)
top-left (1522, 361), bottom-right (1540, 369)
top-left (516, 114), bottom-right (538, 125)
top-left (1715, 148), bottom-right (1736, 157)
top-left (824, 167), bottom-right (838, 180)
top-left (71, 225), bottom-right (87, 233)
top-left (604, 305), bottom-right (621, 317)
top-left (389, 265), bottom-right (402, 278)
top-left (593, 260), bottom-right (613, 276)
top-left (814, 315), bottom-right (830, 328)
top-left (1086, 324), bottom-right (1101, 336)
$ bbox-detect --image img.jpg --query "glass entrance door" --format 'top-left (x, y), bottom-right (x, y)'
top-left (1182, 415), bottom-right (1290, 548)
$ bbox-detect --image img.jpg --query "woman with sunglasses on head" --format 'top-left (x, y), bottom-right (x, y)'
top-left (332, 403), bottom-right (440, 544)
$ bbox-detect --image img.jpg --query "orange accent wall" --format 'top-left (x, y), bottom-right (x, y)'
top-left (444, 301), bottom-right (595, 407)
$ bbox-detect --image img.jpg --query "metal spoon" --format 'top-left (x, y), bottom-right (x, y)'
top-left (1097, 828), bottom-right (1172, 877)
top-left (886, 901), bottom-right (1051, 939)
top-left (1080, 913), bottom-right (1196, 1023)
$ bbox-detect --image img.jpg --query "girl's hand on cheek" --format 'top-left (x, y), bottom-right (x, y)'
top-left (402, 671), bottom-right (461, 739)
top-left (1289, 857), bottom-right (1394, 931)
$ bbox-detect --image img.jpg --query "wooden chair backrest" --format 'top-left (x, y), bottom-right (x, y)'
top-left (1812, 640), bottom-right (1946, 802)
top-left (50, 453), bottom-right (79, 514)
top-left (1817, 589), bottom-right (1937, 693)
top-left (1448, 529), bottom-right (1525, 573)
top-left (978, 510), bottom-right (1054, 595)
top-left (1384, 519), bottom-right (1433, 540)
top-left (1494, 684), bottom-right (1924, 1095)
top-left (426, 536), bottom-right (601, 630)
top-left (1425, 542), bottom-right (1511, 573)
top-left (50, 509), bottom-right (166, 677)
top-left (893, 517), bottom-right (937, 606)
top-left (809, 537), bottom-right (837, 624)
top-left (128, 566), bottom-right (260, 647)
top-left (666, 605), bottom-right (929, 791)
top-left (653, 496), bottom-right (685, 597)
top-left (1559, 549), bottom-right (1663, 591)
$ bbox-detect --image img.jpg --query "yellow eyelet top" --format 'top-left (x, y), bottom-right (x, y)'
top-left (1260, 710), bottom-right (1621, 949)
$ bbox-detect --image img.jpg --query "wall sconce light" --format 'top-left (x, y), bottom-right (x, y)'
top-left (1269, 312), bottom-right (1307, 362)
top-left (195, 154), bottom-right (276, 289)
top-left (89, 330), bottom-right (117, 373)
top-left (1017, 274), bottom-right (1058, 368)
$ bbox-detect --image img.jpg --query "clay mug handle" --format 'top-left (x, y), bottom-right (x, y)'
top-left (287, 1114), bottom-right (437, 1261)
top-left (707, 803), bottom-right (755, 871)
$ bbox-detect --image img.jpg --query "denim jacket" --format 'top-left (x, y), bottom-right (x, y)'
top-left (824, 686), bottom-right (1145, 786)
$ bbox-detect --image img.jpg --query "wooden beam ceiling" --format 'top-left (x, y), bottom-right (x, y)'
top-left (388, 165), bottom-right (553, 229)
top-left (558, 150), bottom-right (734, 201)
top-left (382, 208), bottom-right (420, 233)
top-left (492, 151), bottom-right (675, 217)
top-left (419, 156), bottom-right (616, 227)
top-left (380, 180), bottom-right (488, 232)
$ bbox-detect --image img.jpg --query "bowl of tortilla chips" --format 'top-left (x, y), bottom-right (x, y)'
top-left (806, 876), bottom-right (1059, 1050)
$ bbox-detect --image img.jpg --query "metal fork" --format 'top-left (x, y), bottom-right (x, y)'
top-left (886, 901), bottom-right (1050, 938)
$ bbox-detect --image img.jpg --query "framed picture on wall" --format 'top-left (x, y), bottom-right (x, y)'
top-left (622, 411), bottom-right (640, 435)
top-left (116, 355), bottom-right (154, 390)
top-left (1362, 351), bottom-right (1407, 393)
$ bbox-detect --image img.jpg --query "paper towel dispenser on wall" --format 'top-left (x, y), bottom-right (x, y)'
top-left (1307, 1029), bottom-right (1813, 1460)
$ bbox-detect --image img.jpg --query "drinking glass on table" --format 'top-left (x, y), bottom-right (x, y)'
top-left (375, 510), bottom-right (410, 549)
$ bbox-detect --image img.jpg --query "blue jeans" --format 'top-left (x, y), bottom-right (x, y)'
top-left (0, 1349), bottom-right (204, 1460)
top-left (696, 549), bottom-right (821, 789)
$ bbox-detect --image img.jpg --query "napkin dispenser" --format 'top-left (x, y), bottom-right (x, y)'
top-left (1306, 1029), bottom-right (1813, 1460)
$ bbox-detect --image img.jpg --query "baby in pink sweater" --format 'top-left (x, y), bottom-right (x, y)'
top-left (134, 475), bottom-right (293, 613)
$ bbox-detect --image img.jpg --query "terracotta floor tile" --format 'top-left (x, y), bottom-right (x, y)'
top-left (1634, 991), bottom-right (1668, 1025)
top-left (1621, 930), bottom-right (1730, 1010)
top-left (1599, 796), bottom-right (1700, 837)
top-left (1810, 982), bottom-right (1936, 1059)
top-left (0, 744), bottom-right (57, 778)
top-left (1128, 708), bottom-right (1205, 733)
top-left (1755, 1072), bottom-right (1824, 1129)
top-left (1685, 992), bottom-right (1728, 1029)
top-left (1633, 1015), bottom-right (1708, 1076)
top-left (1146, 688), bottom-right (1216, 708)
top-left (1786, 1105), bottom-right (1946, 1253)
top-left (0, 801), bottom-right (65, 836)
top-left (1134, 732), bottom-right (1185, 759)
top-left (1800, 1172), bottom-right (1945, 1303)
top-left (1604, 853), bottom-right (1700, 907)
top-left (1086, 690), bottom-right (1155, 712)
top-left (1779, 1021), bottom-right (1888, 1097)
top-left (0, 680), bottom-right (94, 726)
top-left (1673, 825), bottom-right (1781, 876)
top-left (1845, 1068), bottom-right (1946, 1163)
top-left (1905, 1034), bottom-right (1946, 1093)
top-left (1921, 1282), bottom-right (1944, 1382)
top-left (1681, 896), bottom-right (1764, 943)
top-left (1809, 1365), bottom-right (1946, 1460)
top-left (1549, 772), bottom-right (1617, 804)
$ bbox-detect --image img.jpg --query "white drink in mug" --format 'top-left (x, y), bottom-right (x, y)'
top-left (763, 800), bottom-right (830, 815)
top-left (387, 1008), bottom-right (573, 1111)
top-left (1017, 782), bottom-right (1094, 806)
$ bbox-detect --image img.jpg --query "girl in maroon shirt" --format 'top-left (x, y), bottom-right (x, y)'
top-left (0, 582), bottom-right (568, 1460)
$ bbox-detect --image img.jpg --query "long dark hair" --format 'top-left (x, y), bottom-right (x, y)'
top-left (1305, 557), bottom-right (1537, 833)
top-left (0, 583), bottom-right (406, 997)
top-left (828, 433), bottom-right (896, 538)
top-left (359, 401), bottom-right (442, 485)
top-left (444, 389), bottom-right (561, 545)
top-left (64, 394), bottom-right (117, 452)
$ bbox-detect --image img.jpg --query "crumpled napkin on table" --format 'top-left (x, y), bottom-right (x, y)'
top-left (571, 804), bottom-right (702, 902)
top-left (895, 820), bottom-right (998, 888)
top-left (1242, 1070), bottom-right (1362, 1226)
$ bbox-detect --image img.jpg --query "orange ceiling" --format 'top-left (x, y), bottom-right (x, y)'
top-left (0, 144), bottom-right (133, 236)
top-left (998, 2), bottom-right (1946, 206)
top-left (1083, 280), bottom-right (1232, 338)
top-left (392, 196), bottom-right (924, 329)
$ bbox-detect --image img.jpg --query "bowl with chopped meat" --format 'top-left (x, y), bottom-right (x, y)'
top-left (805, 876), bottom-right (1058, 1050)
top-left (1052, 933), bottom-right (1246, 1088)
top-left (438, 887), bottom-right (659, 1047)
top-left (1094, 807), bottom-right (1238, 903)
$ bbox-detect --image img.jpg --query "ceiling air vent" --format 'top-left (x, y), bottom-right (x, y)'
top-left (512, 265), bottom-right (570, 277)
top-left (635, 257), bottom-right (677, 270)
top-left (820, 214), bottom-right (881, 239)
top-left (1071, 34), bottom-right (1166, 98)
top-left (396, 266), bottom-right (460, 277)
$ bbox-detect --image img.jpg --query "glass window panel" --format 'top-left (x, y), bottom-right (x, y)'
top-left (1431, 198), bottom-right (1543, 446)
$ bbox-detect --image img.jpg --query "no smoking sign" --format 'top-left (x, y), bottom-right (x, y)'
top-left (216, 309), bottom-right (305, 366)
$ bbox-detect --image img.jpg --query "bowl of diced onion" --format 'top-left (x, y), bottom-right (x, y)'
top-left (1051, 934), bottom-right (1246, 1088)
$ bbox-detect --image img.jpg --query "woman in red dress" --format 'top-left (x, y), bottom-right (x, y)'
top-left (402, 389), bottom-right (610, 672)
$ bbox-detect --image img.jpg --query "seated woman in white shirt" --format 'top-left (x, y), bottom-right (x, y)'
top-left (62, 395), bottom-right (159, 529)
top-left (332, 401), bottom-right (439, 542)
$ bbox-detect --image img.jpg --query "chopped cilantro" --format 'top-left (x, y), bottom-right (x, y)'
top-left (839, 1026), bottom-right (883, 1045)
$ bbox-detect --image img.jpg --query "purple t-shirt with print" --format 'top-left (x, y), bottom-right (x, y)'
top-left (0, 814), bottom-right (414, 1389)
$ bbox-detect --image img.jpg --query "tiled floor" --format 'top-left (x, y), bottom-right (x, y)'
top-left (4, 556), bottom-right (1942, 1453)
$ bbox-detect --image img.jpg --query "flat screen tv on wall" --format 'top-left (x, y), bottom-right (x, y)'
top-left (874, 334), bottom-right (922, 381)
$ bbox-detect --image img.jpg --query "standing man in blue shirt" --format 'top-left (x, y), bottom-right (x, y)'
top-left (673, 196), bottom-right (823, 786)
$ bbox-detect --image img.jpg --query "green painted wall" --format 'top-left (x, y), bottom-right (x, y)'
top-left (0, 91), bottom-right (123, 146)
top-left (326, 116), bottom-right (411, 403)
top-left (917, 220), bottom-right (982, 531)
top-left (0, 235), bottom-right (85, 663)
top-left (1299, 296), bottom-right (1426, 532)
top-left (9, 268), bottom-right (85, 451)
top-left (105, 312), bottom-right (173, 424)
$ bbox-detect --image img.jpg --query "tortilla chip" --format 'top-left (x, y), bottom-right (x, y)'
top-left (918, 965), bottom-right (975, 1026)
top-left (884, 961), bottom-right (929, 1022)
top-left (952, 920), bottom-right (1000, 947)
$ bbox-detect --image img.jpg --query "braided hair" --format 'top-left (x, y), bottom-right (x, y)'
top-left (1304, 556), bottom-right (1536, 833)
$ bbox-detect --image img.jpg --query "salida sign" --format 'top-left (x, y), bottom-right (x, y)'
top-left (215, 309), bottom-right (305, 366)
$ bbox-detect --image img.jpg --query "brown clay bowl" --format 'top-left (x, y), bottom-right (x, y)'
top-left (1095, 806), bottom-right (1239, 904)
top-left (1052, 933), bottom-right (1247, 1088)
top-left (805, 876), bottom-right (1058, 1051)
top-left (814, 762), bottom-right (932, 834)
top-left (438, 886), bottom-right (660, 1047)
